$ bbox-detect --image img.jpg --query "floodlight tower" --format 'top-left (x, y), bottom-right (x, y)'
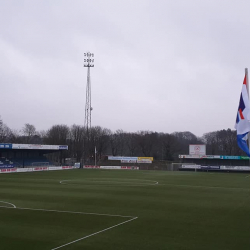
top-left (84, 52), bottom-right (94, 133)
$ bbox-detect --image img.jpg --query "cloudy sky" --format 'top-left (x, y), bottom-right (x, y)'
top-left (0, 0), bottom-right (249, 136)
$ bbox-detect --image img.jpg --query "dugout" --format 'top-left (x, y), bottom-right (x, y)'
top-left (0, 143), bottom-right (68, 168)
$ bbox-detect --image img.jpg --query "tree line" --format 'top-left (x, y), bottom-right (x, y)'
top-left (0, 116), bottom-right (243, 163)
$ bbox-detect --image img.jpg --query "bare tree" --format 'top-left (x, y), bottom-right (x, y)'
top-left (22, 123), bottom-right (37, 143)
top-left (115, 129), bottom-right (126, 156)
top-left (45, 125), bottom-right (69, 145)
top-left (0, 117), bottom-right (14, 142)
top-left (202, 131), bottom-right (218, 155)
top-left (172, 131), bottom-right (201, 154)
top-left (44, 124), bottom-right (70, 164)
top-left (160, 133), bottom-right (179, 160)
top-left (137, 131), bottom-right (157, 156)
top-left (126, 133), bottom-right (138, 156)
top-left (109, 132), bottom-right (119, 156)
top-left (94, 127), bottom-right (111, 158)
top-left (70, 124), bottom-right (85, 161)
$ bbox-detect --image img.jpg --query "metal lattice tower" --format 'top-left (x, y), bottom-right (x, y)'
top-left (84, 52), bottom-right (94, 133)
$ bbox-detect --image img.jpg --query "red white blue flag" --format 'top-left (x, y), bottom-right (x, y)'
top-left (235, 72), bottom-right (250, 156)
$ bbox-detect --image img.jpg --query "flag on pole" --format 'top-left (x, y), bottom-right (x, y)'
top-left (235, 70), bottom-right (250, 156)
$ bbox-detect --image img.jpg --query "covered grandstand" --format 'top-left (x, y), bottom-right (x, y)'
top-left (0, 143), bottom-right (68, 168)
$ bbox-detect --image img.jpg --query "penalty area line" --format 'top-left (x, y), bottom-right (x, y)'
top-left (51, 216), bottom-right (138, 250)
top-left (59, 179), bottom-right (159, 186)
top-left (0, 201), bottom-right (16, 208)
top-left (0, 206), bottom-right (135, 218)
top-left (0, 202), bottom-right (138, 250)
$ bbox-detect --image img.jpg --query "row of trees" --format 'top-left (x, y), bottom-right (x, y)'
top-left (0, 116), bottom-right (243, 163)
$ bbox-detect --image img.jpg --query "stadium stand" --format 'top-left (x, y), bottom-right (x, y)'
top-left (0, 157), bottom-right (14, 168)
top-left (0, 143), bottom-right (68, 168)
top-left (9, 156), bottom-right (52, 167)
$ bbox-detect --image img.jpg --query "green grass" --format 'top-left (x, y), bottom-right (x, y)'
top-left (0, 169), bottom-right (250, 250)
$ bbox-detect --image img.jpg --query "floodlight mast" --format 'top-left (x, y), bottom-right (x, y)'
top-left (84, 52), bottom-right (94, 134)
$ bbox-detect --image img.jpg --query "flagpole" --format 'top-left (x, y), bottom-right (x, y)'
top-left (246, 68), bottom-right (250, 165)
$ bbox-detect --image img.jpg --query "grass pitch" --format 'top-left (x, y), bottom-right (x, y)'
top-left (0, 169), bottom-right (250, 250)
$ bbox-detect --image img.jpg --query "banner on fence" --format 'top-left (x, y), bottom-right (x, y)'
top-left (108, 156), bottom-right (153, 163)
top-left (0, 166), bottom-right (79, 174)
top-left (181, 165), bottom-right (201, 169)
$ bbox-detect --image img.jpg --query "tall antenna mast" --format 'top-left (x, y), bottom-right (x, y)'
top-left (84, 52), bottom-right (94, 133)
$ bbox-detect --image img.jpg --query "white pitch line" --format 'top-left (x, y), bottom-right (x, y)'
top-left (61, 181), bottom-right (159, 186)
top-left (0, 201), bottom-right (16, 208)
top-left (245, 175), bottom-right (250, 178)
top-left (0, 203), bottom-right (138, 249)
top-left (59, 180), bottom-right (71, 184)
top-left (59, 179), bottom-right (159, 186)
top-left (0, 206), bottom-right (135, 218)
top-left (51, 216), bottom-right (138, 250)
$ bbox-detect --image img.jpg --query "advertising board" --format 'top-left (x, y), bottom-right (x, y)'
top-left (121, 159), bottom-right (137, 163)
top-left (108, 156), bottom-right (153, 163)
top-left (181, 165), bottom-right (201, 169)
top-left (180, 155), bottom-right (249, 160)
top-left (108, 156), bottom-right (138, 161)
top-left (220, 156), bottom-right (240, 160)
top-left (17, 168), bottom-right (34, 173)
top-left (200, 166), bottom-right (220, 170)
top-left (240, 156), bottom-right (250, 160)
top-left (179, 155), bottom-right (203, 159)
top-left (0, 166), bottom-right (76, 174)
top-left (84, 165), bottom-right (100, 169)
top-left (100, 166), bottom-right (121, 169)
top-left (220, 166), bottom-right (250, 171)
top-left (121, 166), bottom-right (139, 170)
top-left (62, 166), bottom-right (74, 169)
top-left (189, 145), bottom-right (206, 155)
top-left (137, 157), bottom-right (154, 161)
top-left (179, 155), bottom-right (228, 159)
top-left (83, 165), bottom-right (139, 170)
top-left (0, 168), bottom-right (17, 173)
top-left (137, 159), bottom-right (152, 163)
top-left (33, 167), bottom-right (49, 171)
top-left (12, 144), bottom-right (68, 150)
top-left (100, 166), bottom-right (139, 170)
top-left (48, 167), bottom-right (63, 171)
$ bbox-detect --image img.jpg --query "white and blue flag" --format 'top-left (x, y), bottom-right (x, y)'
top-left (235, 72), bottom-right (250, 156)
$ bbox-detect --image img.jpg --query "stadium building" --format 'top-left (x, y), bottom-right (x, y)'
top-left (178, 144), bottom-right (250, 172)
top-left (0, 143), bottom-right (68, 168)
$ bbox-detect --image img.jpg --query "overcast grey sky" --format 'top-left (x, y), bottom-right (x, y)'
top-left (0, 0), bottom-right (249, 136)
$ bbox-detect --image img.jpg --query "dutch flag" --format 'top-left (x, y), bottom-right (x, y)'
top-left (235, 70), bottom-right (250, 156)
